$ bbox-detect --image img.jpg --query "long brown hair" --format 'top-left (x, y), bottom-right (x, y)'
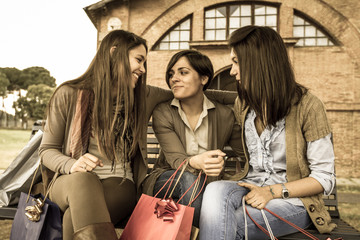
top-left (47, 30), bottom-right (147, 163)
top-left (229, 26), bottom-right (307, 127)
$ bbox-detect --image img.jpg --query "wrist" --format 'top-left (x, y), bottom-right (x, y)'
top-left (268, 185), bottom-right (275, 199)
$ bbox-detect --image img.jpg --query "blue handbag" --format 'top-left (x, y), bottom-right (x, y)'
top-left (10, 170), bottom-right (62, 240)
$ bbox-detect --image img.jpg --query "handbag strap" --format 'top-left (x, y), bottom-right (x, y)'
top-left (153, 158), bottom-right (207, 206)
top-left (264, 207), bottom-right (320, 240)
top-left (243, 199), bottom-right (278, 240)
top-left (26, 163), bottom-right (59, 203)
top-left (243, 199), bottom-right (320, 240)
top-left (153, 159), bottom-right (188, 199)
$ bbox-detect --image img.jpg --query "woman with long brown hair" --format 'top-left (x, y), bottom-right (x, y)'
top-left (199, 26), bottom-right (336, 239)
top-left (39, 30), bottom-right (171, 240)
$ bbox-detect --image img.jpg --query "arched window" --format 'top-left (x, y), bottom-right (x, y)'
top-left (293, 13), bottom-right (335, 46)
top-left (204, 3), bottom-right (278, 41)
top-left (153, 18), bottom-right (191, 50)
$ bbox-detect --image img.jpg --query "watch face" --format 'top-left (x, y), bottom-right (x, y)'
top-left (283, 191), bottom-right (289, 198)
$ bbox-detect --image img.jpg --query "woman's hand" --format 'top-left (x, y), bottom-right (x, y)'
top-left (189, 149), bottom-right (226, 176)
top-left (238, 182), bottom-right (273, 209)
top-left (70, 153), bottom-right (104, 173)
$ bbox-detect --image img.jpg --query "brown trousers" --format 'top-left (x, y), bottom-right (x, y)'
top-left (49, 172), bottom-right (136, 240)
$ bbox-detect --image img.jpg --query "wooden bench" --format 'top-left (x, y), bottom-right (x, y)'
top-left (1, 122), bottom-right (359, 239)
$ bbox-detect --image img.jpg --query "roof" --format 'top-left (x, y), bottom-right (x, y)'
top-left (83, 0), bottom-right (117, 28)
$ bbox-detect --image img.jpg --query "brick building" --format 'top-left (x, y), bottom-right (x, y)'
top-left (84, 0), bottom-right (360, 178)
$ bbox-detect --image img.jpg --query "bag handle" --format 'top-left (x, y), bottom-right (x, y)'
top-left (242, 196), bottom-right (320, 240)
top-left (25, 163), bottom-right (59, 222)
top-left (153, 159), bottom-right (207, 206)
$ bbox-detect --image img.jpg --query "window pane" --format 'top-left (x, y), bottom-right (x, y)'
top-left (170, 42), bottom-right (179, 50)
top-left (317, 30), bottom-right (325, 37)
top-left (255, 16), bottom-right (265, 26)
top-left (255, 5), bottom-right (265, 15)
top-left (206, 19), bottom-right (215, 29)
top-left (216, 7), bottom-right (226, 17)
top-left (305, 26), bottom-right (316, 37)
top-left (159, 42), bottom-right (168, 50)
top-left (180, 42), bottom-right (189, 49)
top-left (215, 30), bottom-right (226, 40)
top-left (206, 9), bottom-right (215, 18)
top-left (229, 28), bottom-right (236, 35)
top-left (170, 31), bottom-right (179, 41)
top-left (293, 26), bottom-right (304, 37)
top-left (317, 38), bottom-right (328, 46)
top-left (241, 17), bottom-right (251, 27)
top-left (266, 6), bottom-right (277, 14)
top-left (241, 5), bottom-right (251, 16)
top-left (296, 39), bottom-right (304, 46)
top-left (230, 5), bottom-right (240, 17)
top-left (305, 38), bottom-right (316, 46)
top-left (293, 15), bottom-right (304, 25)
top-left (180, 19), bottom-right (190, 30)
top-left (216, 18), bottom-right (226, 28)
top-left (266, 15), bottom-right (277, 26)
top-left (205, 30), bottom-right (215, 40)
top-left (230, 17), bottom-right (240, 28)
top-left (180, 31), bottom-right (189, 41)
top-left (163, 34), bottom-right (169, 41)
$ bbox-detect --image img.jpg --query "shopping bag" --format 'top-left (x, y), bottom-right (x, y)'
top-left (120, 193), bottom-right (194, 240)
top-left (10, 192), bottom-right (62, 240)
top-left (0, 130), bottom-right (43, 206)
top-left (121, 160), bottom-right (206, 240)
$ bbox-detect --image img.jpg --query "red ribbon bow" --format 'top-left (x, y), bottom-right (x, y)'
top-left (154, 198), bottom-right (179, 222)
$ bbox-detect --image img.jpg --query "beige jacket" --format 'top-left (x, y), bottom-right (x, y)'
top-left (142, 99), bottom-right (245, 196)
top-left (39, 85), bottom-right (172, 197)
top-left (233, 91), bottom-right (336, 234)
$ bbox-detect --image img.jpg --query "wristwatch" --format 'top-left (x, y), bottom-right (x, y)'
top-left (281, 183), bottom-right (290, 199)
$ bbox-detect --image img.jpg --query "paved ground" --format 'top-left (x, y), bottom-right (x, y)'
top-left (0, 178), bottom-right (358, 239)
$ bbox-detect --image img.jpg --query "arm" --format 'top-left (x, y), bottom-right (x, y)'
top-left (204, 89), bottom-right (237, 105)
top-left (146, 85), bottom-right (173, 121)
top-left (153, 103), bottom-right (225, 176)
top-left (39, 86), bottom-right (77, 174)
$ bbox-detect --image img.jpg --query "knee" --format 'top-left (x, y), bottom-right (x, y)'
top-left (67, 172), bottom-right (102, 193)
top-left (203, 181), bottom-right (224, 198)
top-left (180, 172), bottom-right (198, 186)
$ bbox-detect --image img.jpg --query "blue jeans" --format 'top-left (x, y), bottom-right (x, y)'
top-left (199, 181), bottom-right (312, 240)
top-left (153, 170), bottom-right (206, 228)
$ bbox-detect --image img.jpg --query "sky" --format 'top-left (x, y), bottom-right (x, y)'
top-left (0, 0), bottom-right (100, 86)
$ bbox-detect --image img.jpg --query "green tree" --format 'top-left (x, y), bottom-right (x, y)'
top-left (0, 72), bottom-right (10, 96)
top-left (0, 72), bottom-right (10, 127)
top-left (0, 67), bottom-right (21, 91)
top-left (14, 84), bottom-right (55, 125)
top-left (18, 67), bottom-right (56, 89)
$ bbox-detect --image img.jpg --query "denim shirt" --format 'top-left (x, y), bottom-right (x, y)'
top-left (240, 109), bottom-right (335, 206)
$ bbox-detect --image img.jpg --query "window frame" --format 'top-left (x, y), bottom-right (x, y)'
top-left (203, 2), bottom-right (280, 41)
top-left (152, 15), bottom-right (193, 51)
top-left (293, 10), bottom-right (338, 47)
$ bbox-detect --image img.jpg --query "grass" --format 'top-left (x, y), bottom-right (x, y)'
top-left (0, 129), bottom-right (32, 169)
top-left (0, 129), bottom-right (359, 232)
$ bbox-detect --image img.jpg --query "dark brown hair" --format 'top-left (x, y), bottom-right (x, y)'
top-left (165, 50), bottom-right (214, 90)
top-left (47, 30), bottom-right (147, 162)
top-left (229, 26), bottom-right (307, 127)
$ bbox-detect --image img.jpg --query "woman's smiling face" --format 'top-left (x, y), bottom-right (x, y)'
top-left (168, 56), bottom-right (208, 100)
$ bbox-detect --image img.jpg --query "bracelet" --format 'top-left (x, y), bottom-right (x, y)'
top-left (269, 186), bottom-right (275, 199)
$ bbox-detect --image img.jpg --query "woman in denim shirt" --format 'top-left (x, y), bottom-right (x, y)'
top-left (199, 26), bottom-right (336, 240)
